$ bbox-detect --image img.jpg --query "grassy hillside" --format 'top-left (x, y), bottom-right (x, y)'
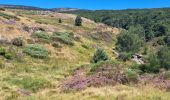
top-left (0, 8), bottom-right (170, 100)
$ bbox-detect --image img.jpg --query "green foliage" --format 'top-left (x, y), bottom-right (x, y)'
top-left (4, 53), bottom-right (13, 59)
top-left (11, 77), bottom-right (50, 93)
top-left (164, 34), bottom-right (170, 46)
top-left (24, 44), bottom-right (48, 58)
top-left (140, 46), bottom-right (170, 73)
top-left (125, 69), bottom-right (138, 82)
top-left (58, 19), bottom-right (62, 23)
top-left (153, 24), bottom-right (168, 37)
top-left (52, 42), bottom-right (62, 48)
top-left (0, 48), bottom-right (6, 55)
top-left (116, 30), bottom-right (143, 53)
top-left (91, 48), bottom-right (108, 63)
top-left (52, 32), bottom-right (74, 45)
top-left (32, 32), bottom-right (51, 42)
top-left (140, 53), bottom-right (160, 73)
top-left (0, 12), bottom-right (20, 20)
top-left (12, 37), bottom-right (24, 46)
top-left (157, 37), bottom-right (165, 45)
top-left (157, 46), bottom-right (170, 70)
top-left (69, 9), bottom-right (170, 41)
top-left (75, 16), bottom-right (82, 26)
top-left (118, 52), bottom-right (131, 61)
top-left (81, 44), bottom-right (89, 49)
top-left (163, 71), bottom-right (170, 79)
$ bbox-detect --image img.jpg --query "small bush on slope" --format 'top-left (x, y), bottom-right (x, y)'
top-left (10, 77), bottom-right (51, 93)
top-left (0, 12), bottom-right (20, 20)
top-left (12, 37), bottom-right (24, 46)
top-left (75, 16), bottom-right (82, 26)
top-left (91, 48), bottom-right (108, 63)
top-left (24, 44), bottom-right (48, 58)
top-left (52, 32), bottom-right (74, 45)
top-left (32, 32), bottom-right (51, 43)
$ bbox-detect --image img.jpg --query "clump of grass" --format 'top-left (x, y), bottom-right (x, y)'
top-left (10, 77), bottom-right (51, 93)
top-left (0, 47), bottom-right (6, 55)
top-left (0, 12), bottom-right (20, 20)
top-left (0, 47), bottom-right (13, 59)
top-left (4, 53), bottom-right (13, 59)
top-left (32, 32), bottom-right (51, 43)
top-left (81, 44), bottom-right (89, 49)
top-left (24, 44), bottom-right (48, 58)
top-left (52, 32), bottom-right (74, 45)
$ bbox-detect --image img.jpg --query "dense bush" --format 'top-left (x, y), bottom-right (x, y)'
top-left (140, 53), bottom-right (160, 73)
top-left (118, 52), bottom-right (131, 61)
top-left (125, 69), bottom-right (138, 82)
top-left (24, 44), bottom-right (48, 58)
top-left (91, 48), bottom-right (108, 63)
top-left (68, 8), bottom-right (170, 41)
top-left (12, 37), bottom-right (24, 46)
top-left (0, 48), bottom-right (6, 55)
top-left (32, 32), bottom-right (50, 42)
top-left (0, 12), bottom-right (20, 20)
top-left (75, 16), bottom-right (82, 26)
top-left (52, 32), bottom-right (74, 45)
top-left (157, 46), bottom-right (170, 70)
top-left (4, 53), bottom-right (13, 59)
top-left (58, 19), bottom-right (62, 23)
top-left (11, 77), bottom-right (50, 93)
top-left (116, 30), bottom-right (143, 53)
top-left (164, 34), bottom-right (170, 46)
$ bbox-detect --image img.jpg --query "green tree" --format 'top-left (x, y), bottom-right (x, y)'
top-left (116, 30), bottom-right (143, 53)
top-left (164, 34), bottom-right (170, 46)
top-left (58, 19), bottom-right (62, 23)
top-left (157, 46), bottom-right (170, 70)
top-left (147, 53), bottom-right (160, 73)
top-left (75, 16), bottom-right (82, 26)
top-left (91, 48), bottom-right (108, 63)
top-left (153, 24), bottom-right (168, 37)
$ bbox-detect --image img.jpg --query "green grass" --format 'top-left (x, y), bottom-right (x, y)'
top-left (0, 12), bottom-right (20, 20)
top-left (24, 44), bottom-right (49, 58)
top-left (52, 32), bottom-right (75, 45)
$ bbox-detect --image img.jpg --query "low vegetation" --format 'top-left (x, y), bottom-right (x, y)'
top-left (52, 32), bottom-right (75, 45)
top-left (24, 44), bottom-right (48, 58)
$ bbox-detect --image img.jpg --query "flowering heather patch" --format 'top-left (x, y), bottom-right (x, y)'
top-left (61, 64), bottom-right (130, 91)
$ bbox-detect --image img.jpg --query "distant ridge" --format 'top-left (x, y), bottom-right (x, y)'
top-left (0, 4), bottom-right (80, 12)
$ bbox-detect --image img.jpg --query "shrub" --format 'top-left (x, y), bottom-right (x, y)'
top-left (58, 19), bottom-right (62, 23)
top-left (52, 42), bottom-right (62, 48)
top-left (0, 8), bottom-right (5, 11)
top-left (75, 16), bottom-right (82, 26)
top-left (0, 12), bottom-right (20, 21)
top-left (116, 30), bottom-right (143, 53)
top-left (12, 37), bottom-right (24, 46)
top-left (125, 69), bottom-right (138, 82)
top-left (24, 44), bottom-right (48, 58)
top-left (91, 48), bottom-right (108, 63)
top-left (32, 32), bottom-right (50, 42)
top-left (4, 53), bottom-right (13, 59)
top-left (163, 71), bottom-right (170, 80)
top-left (11, 77), bottom-right (50, 93)
top-left (139, 53), bottom-right (160, 73)
top-left (157, 46), bottom-right (170, 70)
top-left (0, 48), bottom-right (6, 55)
top-left (157, 37), bottom-right (165, 45)
top-left (164, 34), bottom-right (170, 46)
top-left (118, 52), bottom-right (131, 61)
top-left (81, 44), bottom-right (89, 49)
top-left (52, 32), bottom-right (74, 45)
